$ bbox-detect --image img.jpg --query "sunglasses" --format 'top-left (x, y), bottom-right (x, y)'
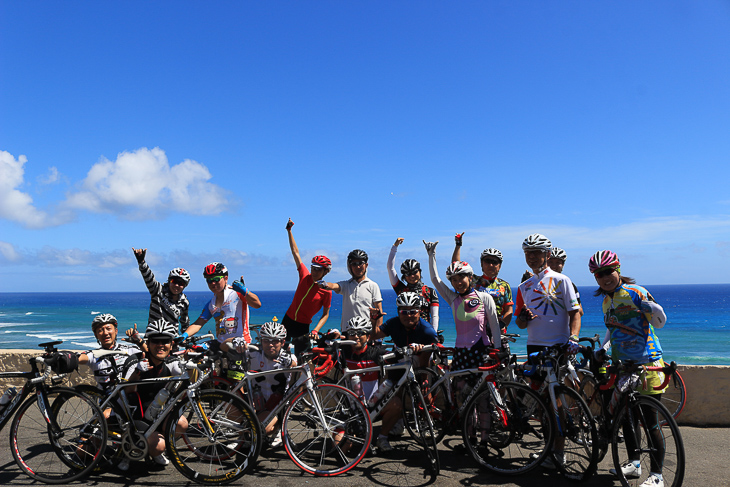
top-left (171, 278), bottom-right (187, 287)
top-left (345, 332), bottom-right (367, 338)
top-left (403, 271), bottom-right (420, 277)
top-left (206, 276), bottom-right (225, 284)
top-left (482, 259), bottom-right (501, 265)
top-left (350, 261), bottom-right (366, 267)
top-left (262, 338), bottom-right (284, 344)
top-left (398, 309), bottom-right (420, 316)
top-left (594, 268), bottom-right (616, 279)
top-left (149, 338), bottom-right (172, 345)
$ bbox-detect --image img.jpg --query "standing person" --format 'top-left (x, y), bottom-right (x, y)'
top-left (132, 248), bottom-right (191, 333)
top-left (588, 250), bottom-right (668, 487)
top-left (547, 247), bottom-right (584, 316)
top-left (451, 233), bottom-right (513, 332)
top-left (386, 238), bottom-right (440, 330)
top-left (318, 249), bottom-right (384, 334)
top-left (283, 219), bottom-right (332, 356)
top-left (514, 234), bottom-right (581, 470)
top-left (184, 263), bottom-right (261, 345)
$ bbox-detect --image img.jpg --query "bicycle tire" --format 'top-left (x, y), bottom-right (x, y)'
top-left (403, 382), bottom-right (440, 476)
top-left (282, 384), bottom-right (372, 476)
top-left (10, 387), bottom-right (108, 484)
top-left (463, 381), bottom-right (554, 476)
top-left (660, 370), bottom-right (686, 425)
top-left (167, 389), bottom-right (261, 485)
top-left (407, 367), bottom-right (450, 444)
top-left (611, 395), bottom-right (685, 487)
top-left (551, 385), bottom-right (599, 481)
top-left (578, 374), bottom-right (610, 462)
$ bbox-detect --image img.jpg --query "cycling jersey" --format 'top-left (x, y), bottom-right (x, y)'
top-left (515, 268), bottom-right (580, 347)
top-left (248, 349), bottom-right (297, 403)
top-left (336, 277), bottom-right (382, 332)
top-left (428, 253), bottom-right (501, 349)
top-left (137, 261), bottom-right (190, 332)
top-left (474, 276), bottom-right (513, 320)
top-left (387, 244), bottom-right (440, 326)
top-left (134, 358), bottom-right (184, 407)
top-left (84, 342), bottom-right (142, 391)
top-left (602, 283), bottom-right (664, 364)
top-left (285, 263), bottom-right (332, 324)
top-left (380, 317), bottom-right (438, 349)
top-left (198, 288), bottom-right (251, 343)
top-left (339, 343), bottom-right (386, 401)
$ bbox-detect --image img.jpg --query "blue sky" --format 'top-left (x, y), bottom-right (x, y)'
top-left (1, 1), bottom-right (729, 293)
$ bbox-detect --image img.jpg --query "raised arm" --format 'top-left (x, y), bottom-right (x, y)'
top-left (451, 232), bottom-right (464, 263)
top-left (386, 238), bottom-right (403, 287)
top-left (232, 278), bottom-right (261, 309)
top-left (424, 240), bottom-right (455, 303)
top-left (132, 247), bottom-right (162, 295)
top-left (286, 219), bottom-right (303, 268)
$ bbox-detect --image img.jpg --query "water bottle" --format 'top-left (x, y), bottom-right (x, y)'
top-left (145, 387), bottom-right (171, 421)
top-left (351, 375), bottom-right (364, 399)
top-left (368, 379), bottom-right (394, 407)
top-left (252, 384), bottom-right (265, 411)
top-left (0, 387), bottom-right (17, 409)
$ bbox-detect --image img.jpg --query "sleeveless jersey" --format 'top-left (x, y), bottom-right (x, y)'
top-left (198, 288), bottom-right (251, 343)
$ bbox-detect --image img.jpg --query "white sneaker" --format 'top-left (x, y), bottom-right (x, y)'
top-left (270, 435), bottom-right (282, 448)
top-left (117, 458), bottom-right (130, 472)
top-left (639, 474), bottom-right (664, 487)
top-left (540, 451), bottom-right (564, 470)
top-left (375, 435), bottom-right (393, 453)
top-left (389, 419), bottom-right (405, 437)
top-left (610, 461), bottom-right (641, 478)
top-left (152, 453), bottom-right (169, 466)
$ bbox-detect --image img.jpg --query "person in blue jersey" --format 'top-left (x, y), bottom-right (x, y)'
top-left (132, 247), bottom-right (191, 333)
top-left (589, 250), bottom-right (668, 487)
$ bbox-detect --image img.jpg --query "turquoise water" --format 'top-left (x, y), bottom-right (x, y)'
top-left (1, 284), bottom-right (728, 365)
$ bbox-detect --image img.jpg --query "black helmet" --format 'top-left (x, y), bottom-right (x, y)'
top-left (347, 249), bottom-right (368, 264)
top-left (400, 259), bottom-right (421, 276)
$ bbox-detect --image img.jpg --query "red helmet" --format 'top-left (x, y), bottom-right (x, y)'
top-left (203, 262), bottom-right (228, 278)
top-left (311, 255), bottom-right (332, 270)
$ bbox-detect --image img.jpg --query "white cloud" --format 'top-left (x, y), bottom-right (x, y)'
top-left (38, 166), bottom-right (62, 185)
top-left (0, 241), bottom-right (21, 262)
top-left (0, 151), bottom-right (58, 228)
top-left (63, 147), bottom-right (231, 218)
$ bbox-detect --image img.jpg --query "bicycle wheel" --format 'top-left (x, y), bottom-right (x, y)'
top-left (282, 384), bottom-right (372, 476)
top-left (611, 395), bottom-right (685, 487)
top-left (552, 385), bottom-right (599, 481)
top-left (167, 389), bottom-right (261, 485)
top-left (660, 370), bottom-right (686, 425)
top-left (406, 367), bottom-right (450, 443)
top-left (10, 387), bottom-right (107, 484)
top-left (579, 374), bottom-right (610, 462)
top-left (463, 381), bottom-right (554, 476)
top-left (402, 382), bottom-right (440, 476)
top-left (75, 384), bottom-right (127, 471)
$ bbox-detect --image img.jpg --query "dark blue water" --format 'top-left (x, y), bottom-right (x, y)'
top-left (1, 284), bottom-right (728, 365)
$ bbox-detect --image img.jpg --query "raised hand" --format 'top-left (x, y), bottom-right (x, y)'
top-left (454, 232), bottom-right (464, 247)
top-left (423, 240), bottom-right (439, 254)
top-left (286, 218), bottom-right (294, 230)
top-left (394, 237), bottom-right (404, 246)
top-left (132, 247), bottom-right (146, 263)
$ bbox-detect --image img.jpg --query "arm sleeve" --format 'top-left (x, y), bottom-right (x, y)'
top-left (642, 299), bottom-right (667, 329)
top-left (386, 245), bottom-right (400, 287)
top-left (138, 261), bottom-right (162, 296)
top-left (430, 304), bottom-right (439, 331)
top-left (480, 292), bottom-right (502, 348)
top-left (428, 252), bottom-right (454, 304)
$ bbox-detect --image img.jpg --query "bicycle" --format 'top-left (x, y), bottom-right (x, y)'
top-left (311, 339), bottom-right (441, 477)
top-left (0, 341), bottom-right (108, 484)
top-left (75, 337), bottom-right (261, 485)
top-left (211, 342), bottom-right (372, 477)
top-left (581, 354), bottom-right (685, 487)
top-left (520, 345), bottom-right (599, 481)
top-left (406, 346), bottom-right (554, 476)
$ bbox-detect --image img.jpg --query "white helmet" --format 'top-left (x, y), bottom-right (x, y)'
top-left (346, 316), bottom-right (372, 335)
top-left (480, 248), bottom-right (503, 262)
top-left (145, 319), bottom-right (178, 339)
top-left (396, 292), bottom-right (422, 308)
top-left (259, 321), bottom-right (287, 340)
top-left (522, 234), bottom-right (552, 252)
top-left (550, 247), bottom-right (567, 261)
top-left (446, 261), bottom-right (474, 279)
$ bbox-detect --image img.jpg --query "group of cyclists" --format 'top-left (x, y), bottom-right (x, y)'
top-left (74, 218), bottom-right (671, 487)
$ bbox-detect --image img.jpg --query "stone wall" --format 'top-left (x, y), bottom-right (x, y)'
top-left (1, 350), bottom-right (728, 426)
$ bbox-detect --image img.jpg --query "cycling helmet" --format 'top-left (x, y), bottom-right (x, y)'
top-left (168, 267), bottom-right (190, 285)
top-left (480, 248), bottom-right (503, 262)
top-left (396, 292), bottom-right (422, 308)
top-left (92, 313), bottom-right (118, 331)
top-left (145, 319), bottom-right (178, 339)
top-left (311, 255), bottom-right (332, 270)
top-left (347, 316), bottom-right (372, 335)
top-left (445, 261), bottom-right (474, 279)
top-left (522, 234), bottom-right (552, 252)
top-left (259, 321), bottom-right (287, 340)
top-left (589, 250), bottom-right (621, 274)
top-left (550, 247), bottom-right (567, 262)
top-left (400, 259), bottom-right (421, 276)
top-left (203, 262), bottom-right (228, 278)
top-left (347, 249), bottom-right (368, 264)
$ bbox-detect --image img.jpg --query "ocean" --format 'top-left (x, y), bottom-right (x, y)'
top-left (1, 284), bottom-right (728, 365)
